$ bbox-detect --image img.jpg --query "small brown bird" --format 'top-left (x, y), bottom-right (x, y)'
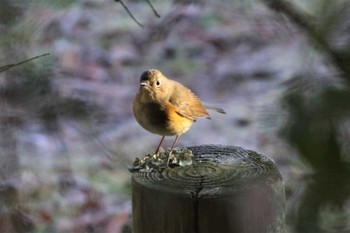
top-left (133, 69), bottom-right (225, 164)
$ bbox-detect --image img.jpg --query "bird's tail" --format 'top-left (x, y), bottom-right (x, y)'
top-left (204, 105), bottom-right (226, 114)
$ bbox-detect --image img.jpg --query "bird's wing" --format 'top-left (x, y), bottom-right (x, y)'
top-left (168, 80), bottom-right (210, 121)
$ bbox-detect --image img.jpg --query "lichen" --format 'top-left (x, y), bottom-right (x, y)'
top-left (128, 147), bottom-right (194, 173)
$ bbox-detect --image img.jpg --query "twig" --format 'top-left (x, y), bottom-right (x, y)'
top-left (145, 0), bottom-right (161, 18)
top-left (115, 0), bottom-right (144, 27)
top-left (0, 53), bottom-right (50, 73)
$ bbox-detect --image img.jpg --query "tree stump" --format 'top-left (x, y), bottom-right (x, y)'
top-left (131, 145), bottom-right (285, 233)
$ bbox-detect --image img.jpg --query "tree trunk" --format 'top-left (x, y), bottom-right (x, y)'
top-left (132, 145), bottom-right (285, 233)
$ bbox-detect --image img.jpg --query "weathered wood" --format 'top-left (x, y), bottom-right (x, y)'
top-left (132, 145), bottom-right (285, 233)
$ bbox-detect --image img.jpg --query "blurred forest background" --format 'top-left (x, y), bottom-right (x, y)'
top-left (1, 0), bottom-right (350, 232)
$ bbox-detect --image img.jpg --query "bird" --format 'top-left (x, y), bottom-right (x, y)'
top-left (133, 69), bottom-right (225, 165)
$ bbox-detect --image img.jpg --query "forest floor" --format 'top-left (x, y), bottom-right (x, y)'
top-left (2, 0), bottom-right (326, 232)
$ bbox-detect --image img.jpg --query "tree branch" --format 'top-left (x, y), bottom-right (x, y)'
top-left (261, 0), bottom-right (350, 82)
top-left (115, 0), bottom-right (144, 27)
top-left (145, 0), bottom-right (161, 18)
top-left (0, 53), bottom-right (50, 73)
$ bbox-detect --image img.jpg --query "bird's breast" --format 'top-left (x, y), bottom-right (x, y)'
top-left (133, 99), bottom-right (193, 136)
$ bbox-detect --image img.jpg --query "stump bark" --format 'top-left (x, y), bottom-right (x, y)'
top-left (132, 145), bottom-right (285, 233)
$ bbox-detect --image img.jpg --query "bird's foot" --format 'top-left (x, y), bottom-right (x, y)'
top-left (167, 152), bottom-right (174, 167)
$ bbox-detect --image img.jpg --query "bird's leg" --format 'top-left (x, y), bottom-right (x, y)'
top-left (167, 135), bottom-right (180, 166)
top-left (154, 136), bottom-right (165, 157)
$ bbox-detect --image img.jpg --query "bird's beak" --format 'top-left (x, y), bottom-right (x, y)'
top-left (140, 81), bottom-right (150, 87)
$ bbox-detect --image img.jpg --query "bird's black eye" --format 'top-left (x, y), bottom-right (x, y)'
top-left (155, 80), bottom-right (161, 87)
